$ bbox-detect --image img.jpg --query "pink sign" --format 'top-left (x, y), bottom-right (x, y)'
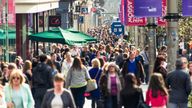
top-left (0, 0), bottom-right (15, 25)
top-left (126, 0), bottom-right (147, 26)
top-left (157, 0), bottom-right (167, 26)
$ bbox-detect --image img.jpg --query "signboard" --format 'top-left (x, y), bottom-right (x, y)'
top-left (111, 21), bottom-right (124, 36)
top-left (78, 16), bottom-right (84, 23)
top-left (134, 0), bottom-right (162, 17)
top-left (182, 0), bottom-right (192, 16)
top-left (157, 0), bottom-right (167, 26)
top-left (125, 0), bottom-right (147, 26)
top-left (0, 0), bottom-right (15, 25)
top-left (49, 16), bottom-right (61, 27)
top-left (75, 6), bottom-right (81, 13)
top-left (81, 6), bottom-right (88, 14)
top-left (119, 0), bottom-right (125, 24)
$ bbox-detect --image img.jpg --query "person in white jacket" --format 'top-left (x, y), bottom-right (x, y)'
top-left (61, 52), bottom-right (74, 78)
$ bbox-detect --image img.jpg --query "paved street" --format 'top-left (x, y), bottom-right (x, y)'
top-left (84, 84), bottom-right (148, 108)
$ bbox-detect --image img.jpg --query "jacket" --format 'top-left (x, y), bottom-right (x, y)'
top-left (121, 59), bottom-right (145, 85)
top-left (120, 87), bottom-right (143, 108)
top-left (166, 69), bottom-right (192, 103)
top-left (4, 83), bottom-right (35, 108)
top-left (41, 89), bottom-right (76, 108)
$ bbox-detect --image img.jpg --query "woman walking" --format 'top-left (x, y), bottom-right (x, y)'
top-left (146, 73), bottom-right (168, 108)
top-left (66, 57), bottom-right (91, 108)
top-left (99, 62), bottom-right (122, 108)
top-left (120, 73), bottom-right (144, 108)
top-left (88, 58), bottom-right (102, 108)
top-left (4, 70), bottom-right (34, 108)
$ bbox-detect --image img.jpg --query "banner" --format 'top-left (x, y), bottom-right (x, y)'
top-left (134, 0), bottom-right (162, 17)
top-left (119, 0), bottom-right (125, 24)
top-left (0, 0), bottom-right (15, 25)
top-left (125, 0), bottom-right (146, 26)
top-left (157, 0), bottom-right (167, 26)
top-left (182, 0), bottom-right (192, 16)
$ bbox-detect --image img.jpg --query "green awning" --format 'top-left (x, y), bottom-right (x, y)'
top-left (29, 27), bottom-right (97, 45)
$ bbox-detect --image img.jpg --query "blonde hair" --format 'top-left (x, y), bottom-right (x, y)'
top-left (92, 58), bottom-right (101, 68)
top-left (9, 69), bottom-right (25, 86)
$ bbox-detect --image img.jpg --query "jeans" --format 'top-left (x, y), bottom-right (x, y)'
top-left (104, 95), bottom-right (118, 108)
top-left (168, 102), bottom-right (188, 108)
top-left (144, 64), bottom-right (149, 84)
top-left (71, 86), bottom-right (86, 108)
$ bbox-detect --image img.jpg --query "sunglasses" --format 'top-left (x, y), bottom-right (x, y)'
top-left (13, 77), bottom-right (20, 80)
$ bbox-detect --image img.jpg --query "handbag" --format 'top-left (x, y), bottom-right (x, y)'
top-left (86, 69), bottom-right (100, 92)
top-left (137, 92), bottom-right (151, 108)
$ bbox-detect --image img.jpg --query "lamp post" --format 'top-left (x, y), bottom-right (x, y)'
top-left (5, 0), bottom-right (9, 62)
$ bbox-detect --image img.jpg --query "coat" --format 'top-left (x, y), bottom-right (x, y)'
top-left (121, 59), bottom-right (145, 85)
top-left (4, 83), bottom-right (35, 108)
top-left (41, 89), bottom-right (76, 108)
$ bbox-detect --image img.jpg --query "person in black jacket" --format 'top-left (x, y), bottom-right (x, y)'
top-left (120, 73), bottom-right (144, 108)
top-left (32, 54), bottom-right (53, 108)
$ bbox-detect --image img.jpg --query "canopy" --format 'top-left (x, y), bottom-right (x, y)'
top-left (29, 27), bottom-right (97, 45)
top-left (66, 28), bottom-right (97, 42)
top-left (0, 29), bottom-right (16, 40)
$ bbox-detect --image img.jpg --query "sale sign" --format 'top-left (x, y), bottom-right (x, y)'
top-left (182, 0), bottom-right (192, 16)
top-left (125, 0), bottom-right (147, 26)
top-left (157, 0), bottom-right (167, 26)
top-left (134, 0), bottom-right (162, 17)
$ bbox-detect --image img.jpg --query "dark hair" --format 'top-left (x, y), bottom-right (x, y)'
top-left (148, 73), bottom-right (168, 98)
top-left (71, 57), bottom-right (83, 70)
top-left (189, 61), bottom-right (192, 76)
top-left (50, 53), bottom-right (55, 57)
top-left (153, 55), bottom-right (166, 72)
top-left (124, 73), bottom-right (137, 88)
top-left (47, 59), bottom-right (56, 69)
top-left (176, 58), bottom-right (184, 69)
top-left (99, 58), bottom-right (105, 68)
top-left (39, 54), bottom-right (47, 62)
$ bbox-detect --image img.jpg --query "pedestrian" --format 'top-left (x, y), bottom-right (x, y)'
top-left (47, 59), bottom-right (58, 77)
top-left (146, 73), bottom-right (168, 108)
top-left (166, 58), bottom-right (192, 108)
top-left (23, 60), bottom-right (33, 85)
top-left (140, 46), bottom-right (150, 84)
top-left (99, 62), bottom-right (122, 108)
top-left (41, 73), bottom-right (76, 108)
top-left (0, 84), bottom-right (6, 108)
top-left (2, 63), bottom-right (17, 86)
top-left (65, 57), bottom-right (91, 108)
top-left (32, 54), bottom-right (53, 108)
top-left (121, 50), bottom-right (145, 85)
top-left (50, 53), bottom-right (61, 73)
top-left (88, 58), bottom-right (102, 108)
top-left (61, 52), bottom-right (73, 78)
top-left (120, 73), bottom-right (144, 108)
top-left (4, 70), bottom-right (34, 108)
top-left (153, 55), bottom-right (167, 80)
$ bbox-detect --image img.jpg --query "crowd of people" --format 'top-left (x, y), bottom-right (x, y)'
top-left (0, 26), bottom-right (191, 108)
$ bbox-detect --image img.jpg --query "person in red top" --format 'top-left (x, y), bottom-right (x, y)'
top-left (146, 73), bottom-right (168, 108)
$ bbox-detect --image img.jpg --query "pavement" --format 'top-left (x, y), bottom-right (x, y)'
top-left (83, 84), bottom-right (148, 108)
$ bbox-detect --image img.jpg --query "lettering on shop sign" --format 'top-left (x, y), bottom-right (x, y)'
top-left (49, 16), bottom-right (61, 27)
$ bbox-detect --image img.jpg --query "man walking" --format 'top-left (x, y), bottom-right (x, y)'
top-left (166, 58), bottom-right (192, 108)
top-left (32, 54), bottom-right (53, 108)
